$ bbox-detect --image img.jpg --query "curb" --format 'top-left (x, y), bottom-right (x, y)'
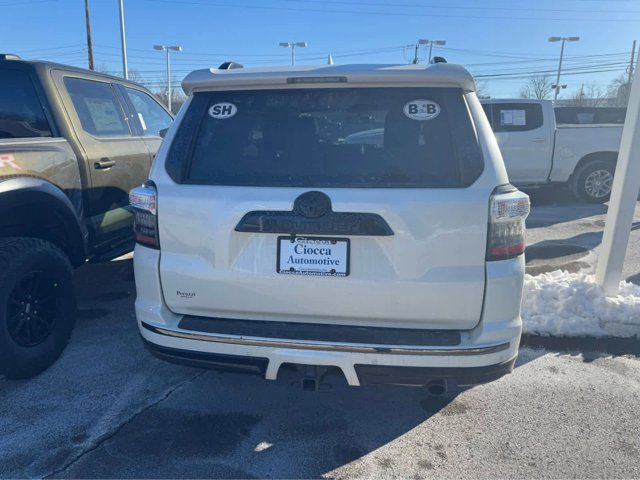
top-left (521, 334), bottom-right (640, 356)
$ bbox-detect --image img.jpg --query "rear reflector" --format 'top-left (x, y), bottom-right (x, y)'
top-left (129, 183), bottom-right (159, 249)
top-left (486, 185), bottom-right (530, 261)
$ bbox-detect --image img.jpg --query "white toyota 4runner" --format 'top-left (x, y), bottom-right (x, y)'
top-left (130, 63), bottom-right (530, 391)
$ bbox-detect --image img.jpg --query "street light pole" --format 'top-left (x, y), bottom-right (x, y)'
top-left (279, 42), bottom-right (307, 66)
top-left (549, 36), bottom-right (579, 101)
top-left (412, 39), bottom-right (446, 64)
top-left (118, 0), bottom-right (128, 79)
top-left (427, 39), bottom-right (446, 63)
top-left (154, 45), bottom-right (182, 112)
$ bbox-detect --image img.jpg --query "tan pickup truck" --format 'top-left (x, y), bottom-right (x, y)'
top-left (0, 55), bottom-right (173, 379)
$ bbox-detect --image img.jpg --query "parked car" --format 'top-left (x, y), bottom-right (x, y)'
top-left (131, 62), bottom-right (530, 391)
top-left (0, 55), bottom-right (173, 379)
top-left (481, 99), bottom-right (623, 203)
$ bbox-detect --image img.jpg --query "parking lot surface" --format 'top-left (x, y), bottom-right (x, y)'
top-left (525, 190), bottom-right (640, 283)
top-left (1, 194), bottom-right (639, 479)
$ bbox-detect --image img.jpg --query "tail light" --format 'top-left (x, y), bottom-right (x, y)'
top-left (486, 185), bottom-right (530, 261)
top-left (129, 182), bottom-right (159, 249)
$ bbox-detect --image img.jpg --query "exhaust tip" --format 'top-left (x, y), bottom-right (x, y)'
top-left (426, 380), bottom-right (447, 395)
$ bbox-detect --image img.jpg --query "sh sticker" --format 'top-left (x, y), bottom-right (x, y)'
top-left (403, 100), bottom-right (440, 121)
top-left (208, 102), bottom-right (237, 119)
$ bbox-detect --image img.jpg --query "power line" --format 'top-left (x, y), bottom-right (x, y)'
top-left (143, 0), bottom-right (640, 23)
top-left (282, 0), bottom-right (640, 15)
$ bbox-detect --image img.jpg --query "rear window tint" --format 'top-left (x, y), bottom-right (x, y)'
top-left (167, 87), bottom-right (483, 188)
top-left (555, 107), bottom-right (626, 125)
top-left (0, 69), bottom-right (52, 139)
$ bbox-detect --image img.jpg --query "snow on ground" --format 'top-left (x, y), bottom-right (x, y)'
top-left (522, 270), bottom-right (640, 338)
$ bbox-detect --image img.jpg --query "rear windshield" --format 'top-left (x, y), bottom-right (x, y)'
top-left (166, 87), bottom-right (483, 188)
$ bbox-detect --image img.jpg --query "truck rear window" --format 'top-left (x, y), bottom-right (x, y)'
top-left (166, 87), bottom-right (483, 188)
top-left (0, 69), bottom-right (52, 139)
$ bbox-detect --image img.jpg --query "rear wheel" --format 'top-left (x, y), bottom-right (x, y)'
top-left (0, 238), bottom-right (76, 379)
top-left (572, 160), bottom-right (615, 203)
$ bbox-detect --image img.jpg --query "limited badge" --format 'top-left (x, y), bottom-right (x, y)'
top-left (208, 102), bottom-right (237, 119)
top-left (403, 100), bottom-right (440, 121)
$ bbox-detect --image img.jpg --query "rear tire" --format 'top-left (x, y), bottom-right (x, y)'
top-left (571, 160), bottom-right (615, 203)
top-left (0, 238), bottom-right (76, 379)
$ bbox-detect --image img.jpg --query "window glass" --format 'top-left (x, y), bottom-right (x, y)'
top-left (555, 107), bottom-right (626, 125)
top-left (167, 87), bottom-right (483, 188)
top-left (489, 103), bottom-right (543, 132)
top-left (124, 88), bottom-right (172, 136)
top-left (64, 77), bottom-right (130, 136)
top-left (0, 69), bottom-right (52, 139)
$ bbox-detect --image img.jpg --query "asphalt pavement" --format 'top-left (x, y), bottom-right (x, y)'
top-left (1, 191), bottom-right (639, 479)
top-left (524, 188), bottom-right (640, 283)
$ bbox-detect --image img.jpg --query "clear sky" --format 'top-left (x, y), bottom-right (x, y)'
top-left (3, 0), bottom-right (639, 98)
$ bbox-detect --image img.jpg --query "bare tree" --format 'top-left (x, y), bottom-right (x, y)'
top-left (127, 69), bottom-right (145, 85)
top-left (607, 74), bottom-right (631, 107)
top-left (95, 63), bottom-right (115, 76)
top-left (475, 80), bottom-right (491, 99)
top-left (564, 83), bottom-right (608, 107)
top-left (519, 75), bottom-right (554, 100)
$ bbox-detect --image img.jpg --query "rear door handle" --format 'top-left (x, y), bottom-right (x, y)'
top-left (94, 158), bottom-right (116, 169)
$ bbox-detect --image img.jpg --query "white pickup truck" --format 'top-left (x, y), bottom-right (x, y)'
top-left (481, 99), bottom-right (623, 203)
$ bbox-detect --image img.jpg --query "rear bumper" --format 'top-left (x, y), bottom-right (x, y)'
top-left (134, 245), bottom-right (524, 387)
top-left (142, 336), bottom-right (516, 387)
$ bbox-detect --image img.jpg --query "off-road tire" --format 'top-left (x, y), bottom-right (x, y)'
top-left (0, 237), bottom-right (76, 379)
top-left (571, 160), bottom-right (616, 204)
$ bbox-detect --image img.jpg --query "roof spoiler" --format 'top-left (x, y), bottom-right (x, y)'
top-left (218, 61), bottom-right (244, 70)
top-left (0, 53), bottom-right (21, 60)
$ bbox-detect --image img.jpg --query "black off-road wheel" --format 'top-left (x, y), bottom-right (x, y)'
top-left (0, 238), bottom-right (76, 379)
top-left (572, 160), bottom-right (616, 204)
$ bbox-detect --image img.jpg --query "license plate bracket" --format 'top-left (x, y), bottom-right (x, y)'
top-left (277, 236), bottom-right (350, 277)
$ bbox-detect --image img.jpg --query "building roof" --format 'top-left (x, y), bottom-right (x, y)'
top-left (181, 63), bottom-right (476, 94)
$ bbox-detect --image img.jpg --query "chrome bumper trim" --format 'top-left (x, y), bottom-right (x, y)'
top-left (141, 322), bottom-right (510, 356)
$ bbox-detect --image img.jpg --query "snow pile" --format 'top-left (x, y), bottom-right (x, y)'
top-left (522, 270), bottom-right (640, 338)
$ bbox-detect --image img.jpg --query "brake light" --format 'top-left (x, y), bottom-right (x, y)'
top-left (486, 185), bottom-right (530, 261)
top-left (129, 182), bottom-right (159, 249)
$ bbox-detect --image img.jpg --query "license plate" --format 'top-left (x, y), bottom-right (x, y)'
top-left (277, 236), bottom-right (350, 277)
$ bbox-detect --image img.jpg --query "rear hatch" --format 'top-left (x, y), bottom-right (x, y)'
top-left (157, 86), bottom-right (489, 330)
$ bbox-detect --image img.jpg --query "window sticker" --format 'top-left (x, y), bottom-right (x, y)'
top-left (208, 102), bottom-right (237, 119)
top-left (500, 109), bottom-right (526, 126)
top-left (83, 98), bottom-right (125, 132)
top-left (403, 99), bottom-right (440, 120)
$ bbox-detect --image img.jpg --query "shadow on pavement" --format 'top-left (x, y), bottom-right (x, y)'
top-left (2, 257), bottom-right (548, 479)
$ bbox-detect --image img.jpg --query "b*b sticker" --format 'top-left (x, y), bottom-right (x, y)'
top-left (403, 100), bottom-right (440, 120)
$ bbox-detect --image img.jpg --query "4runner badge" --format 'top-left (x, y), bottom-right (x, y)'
top-left (208, 102), bottom-right (237, 119)
top-left (403, 100), bottom-right (440, 121)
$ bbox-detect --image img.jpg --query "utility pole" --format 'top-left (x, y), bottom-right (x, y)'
top-left (279, 42), bottom-right (307, 66)
top-left (118, 0), bottom-right (128, 79)
top-left (84, 0), bottom-right (94, 70)
top-left (549, 36), bottom-right (579, 101)
top-left (628, 40), bottom-right (637, 86)
top-left (153, 45), bottom-right (182, 112)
